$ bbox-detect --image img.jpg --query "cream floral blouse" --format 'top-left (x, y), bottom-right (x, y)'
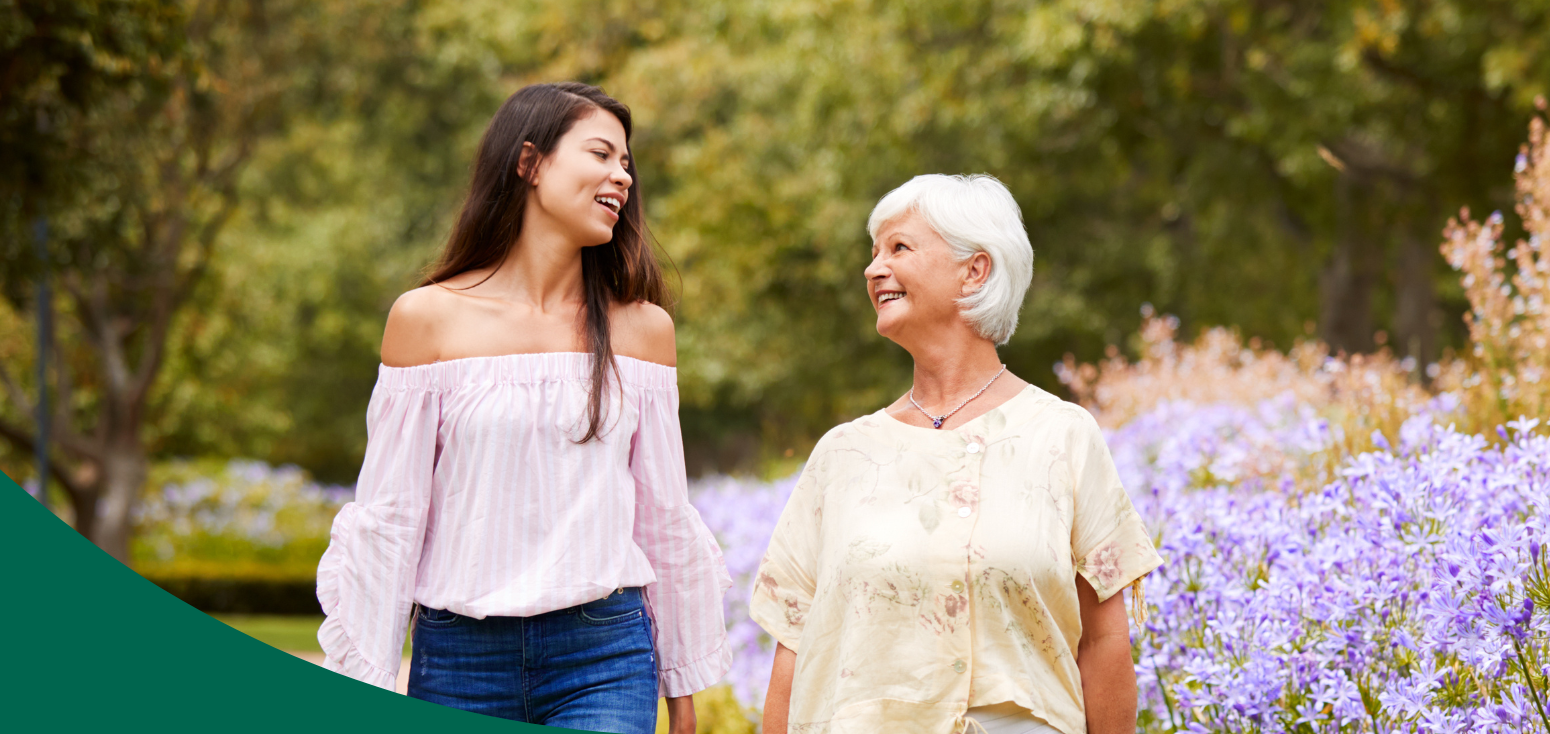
top-left (750, 385), bottom-right (1163, 734)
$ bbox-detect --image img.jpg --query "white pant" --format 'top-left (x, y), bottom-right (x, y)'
top-left (964, 701), bottom-right (1060, 734)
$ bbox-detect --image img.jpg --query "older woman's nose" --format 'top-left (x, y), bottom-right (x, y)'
top-left (864, 254), bottom-right (889, 281)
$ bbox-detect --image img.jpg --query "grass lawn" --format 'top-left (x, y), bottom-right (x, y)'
top-left (210, 614), bottom-right (411, 655)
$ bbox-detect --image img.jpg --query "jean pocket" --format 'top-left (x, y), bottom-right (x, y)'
top-left (417, 606), bottom-right (461, 628)
top-left (577, 594), bottom-right (644, 627)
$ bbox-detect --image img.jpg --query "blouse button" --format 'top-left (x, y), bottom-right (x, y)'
top-left (965, 442), bottom-right (982, 454)
top-left (957, 506), bottom-right (971, 518)
top-left (951, 580), bottom-right (965, 593)
top-left (952, 659), bottom-right (966, 674)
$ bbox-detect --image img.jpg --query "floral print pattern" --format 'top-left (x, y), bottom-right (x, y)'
top-left (750, 386), bottom-right (1163, 734)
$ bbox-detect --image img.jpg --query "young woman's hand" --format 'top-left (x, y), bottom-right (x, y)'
top-left (665, 695), bottom-right (696, 734)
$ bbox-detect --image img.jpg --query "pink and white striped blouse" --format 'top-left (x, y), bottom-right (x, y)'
top-left (315, 352), bottom-right (733, 696)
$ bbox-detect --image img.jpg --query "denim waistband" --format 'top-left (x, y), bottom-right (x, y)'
top-left (553, 586), bottom-right (642, 616)
top-left (419, 587), bottom-right (644, 622)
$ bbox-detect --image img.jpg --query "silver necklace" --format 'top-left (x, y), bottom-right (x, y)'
top-left (908, 364), bottom-right (1007, 429)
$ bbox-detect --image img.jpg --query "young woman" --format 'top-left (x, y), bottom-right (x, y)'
top-left (315, 82), bottom-right (731, 734)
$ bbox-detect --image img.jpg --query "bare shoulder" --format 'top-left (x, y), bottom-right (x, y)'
top-left (610, 300), bottom-right (677, 367)
top-left (381, 286), bottom-right (454, 367)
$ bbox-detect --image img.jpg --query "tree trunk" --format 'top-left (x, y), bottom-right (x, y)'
top-left (92, 426), bottom-right (147, 564)
top-left (1319, 179), bottom-right (1380, 353)
top-left (1393, 228), bottom-right (1438, 366)
top-left (67, 484), bottom-right (100, 541)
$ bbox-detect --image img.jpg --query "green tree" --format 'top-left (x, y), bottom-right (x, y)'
top-left (18, 0), bottom-right (1549, 498)
top-left (557, 0), bottom-right (1550, 464)
top-left (0, 0), bottom-right (462, 558)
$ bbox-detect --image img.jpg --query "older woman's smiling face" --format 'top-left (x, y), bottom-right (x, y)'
top-left (866, 210), bottom-right (987, 344)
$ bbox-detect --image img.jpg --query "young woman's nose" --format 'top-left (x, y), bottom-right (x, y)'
top-left (611, 163), bottom-right (632, 190)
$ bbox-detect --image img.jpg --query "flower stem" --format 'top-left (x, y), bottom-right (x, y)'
top-left (1513, 636), bottom-right (1550, 734)
top-left (1153, 658), bottom-right (1179, 732)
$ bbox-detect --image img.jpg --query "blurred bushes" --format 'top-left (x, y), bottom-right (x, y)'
top-left (146, 570), bottom-right (323, 615)
top-left (132, 459), bottom-right (347, 613)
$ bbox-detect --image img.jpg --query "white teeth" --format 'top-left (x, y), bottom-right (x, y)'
top-left (879, 292), bottom-right (904, 304)
top-left (595, 196), bottom-right (621, 212)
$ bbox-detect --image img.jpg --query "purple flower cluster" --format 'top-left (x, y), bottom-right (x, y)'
top-left (689, 472), bottom-right (798, 707)
top-left (1119, 400), bottom-right (1550, 733)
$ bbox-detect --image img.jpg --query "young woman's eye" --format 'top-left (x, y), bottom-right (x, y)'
top-left (593, 151), bottom-right (609, 160)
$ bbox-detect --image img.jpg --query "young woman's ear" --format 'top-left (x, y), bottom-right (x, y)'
top-left (962, 251), bottom-right (993, 296)
top-left (517, 141), bottom-right (541, 185)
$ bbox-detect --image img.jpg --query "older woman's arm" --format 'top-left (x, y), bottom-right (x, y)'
top-left (763, 643), bottom-right (797, 733)
top-left (1076, 575), bottom-right (1137, 734)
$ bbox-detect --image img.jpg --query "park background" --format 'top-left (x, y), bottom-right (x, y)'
top-left (3, 1), bottom-right (1549, 732)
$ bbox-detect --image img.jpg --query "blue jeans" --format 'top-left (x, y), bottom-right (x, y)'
top-left (407, 587), bottom-right (658, 734)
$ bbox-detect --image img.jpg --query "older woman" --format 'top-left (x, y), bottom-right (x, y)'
top-left (752, 174), bottom-right (1162, 734)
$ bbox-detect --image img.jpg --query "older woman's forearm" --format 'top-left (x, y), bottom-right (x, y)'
top-left (1078, 632), bottom-right (1138, 734)
top-left (763, 642), bottom-right (797, 733)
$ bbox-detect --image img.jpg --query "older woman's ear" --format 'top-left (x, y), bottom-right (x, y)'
top-left (962, 251), bottom-right (994, 297)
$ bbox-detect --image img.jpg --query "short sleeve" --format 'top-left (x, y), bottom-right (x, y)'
top-left (629, 382), bottom-right (733, 698)
top-left (1067, 409), bottom-right (1163, 608)
top-left (749, 451), bottom-right (826, 653)
top-left (315, 374), bottom-right (440, 690)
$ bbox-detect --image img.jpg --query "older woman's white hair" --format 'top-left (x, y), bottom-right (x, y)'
top-left (866, 174), bottom-right (1034, 345)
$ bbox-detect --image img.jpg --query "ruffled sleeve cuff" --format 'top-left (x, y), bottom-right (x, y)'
top-left (317, 615), bottom-right (398, 691)
top-left (315, 503), bottom-right (404, 691)
top-left (659, 639), bottom-right (734, 698)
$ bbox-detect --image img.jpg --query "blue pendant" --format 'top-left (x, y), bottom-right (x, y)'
top-left (932, 418), bottom-right (944, 429)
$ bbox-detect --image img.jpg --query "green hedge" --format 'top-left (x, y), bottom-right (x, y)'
top-left (138, 561), bottom-right (320, 615)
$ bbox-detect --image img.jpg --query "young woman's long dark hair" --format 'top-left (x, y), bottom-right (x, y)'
top-left (423, 82), bottom-right (666, 442)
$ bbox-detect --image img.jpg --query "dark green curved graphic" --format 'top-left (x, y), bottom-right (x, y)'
top-left (3, 470), bottom-right (579, 732)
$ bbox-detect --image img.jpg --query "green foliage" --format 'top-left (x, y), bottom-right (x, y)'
top-left (10, 0), bottom-right (1550, 485)
top-left (0, 0), bottom-right (185, 241)
top-left (571, 0), bottom-right (1549, 464)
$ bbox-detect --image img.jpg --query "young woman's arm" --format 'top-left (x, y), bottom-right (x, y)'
top-left (314, 297), bottom-right (444, 689)
top-left (763, 643), bottom-right (797, 733)
top-left (381, 287), bottom-right (443, 367)
top-left (1075, 575), bottom-right (1137, 734)
top-left (619, 302), bottom-right (725, 734)
top-left (610, 301), bottom-right (678, 367)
